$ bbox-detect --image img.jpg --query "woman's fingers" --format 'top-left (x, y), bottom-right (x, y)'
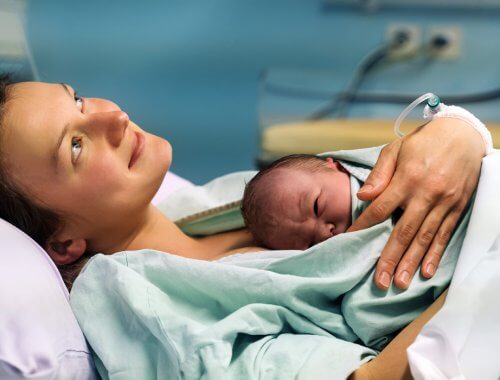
top-left (421, 207), bottom-right (464, 278)
top-left (392, 204), bottom-right (449, 288)
top-left (348, 196), bottom-right (399, 233)
top-left (374, 200), bottom-right (431, 289)
top-left (357, 139), bottom-right (402, 202)
top-left (377, 180), bottom-right (469, 289)
top-left (348, 143), bottom-right (405, 232)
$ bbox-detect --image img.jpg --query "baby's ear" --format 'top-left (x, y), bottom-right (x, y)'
top-left (325, 157), bottom-right (343, 171)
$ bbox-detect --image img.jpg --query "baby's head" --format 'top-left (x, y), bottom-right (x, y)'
top-left (242, 154), bottom-right (352, 250)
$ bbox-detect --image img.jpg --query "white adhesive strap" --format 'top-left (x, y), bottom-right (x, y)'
top-left (424, 103), bottom-right (494, 156)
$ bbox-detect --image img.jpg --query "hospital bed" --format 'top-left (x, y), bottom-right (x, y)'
top-left (2, 154), bottom-right (500, 379)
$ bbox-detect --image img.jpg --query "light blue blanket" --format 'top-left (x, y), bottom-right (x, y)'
top-left (70, 147), bottom-right (470, 379)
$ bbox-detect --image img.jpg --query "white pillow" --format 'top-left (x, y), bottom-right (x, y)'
top-left (0, 218), bottom-right (97, 379)
top-left (0, 171), bottom-right (193, 379)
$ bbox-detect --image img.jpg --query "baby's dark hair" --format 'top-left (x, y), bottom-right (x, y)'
top-left (0, 74), bottom-right (90, 290)
top-left (241, 154), bottom-right (331, 247)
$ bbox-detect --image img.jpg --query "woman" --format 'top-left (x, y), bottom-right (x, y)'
top-left (0, 76), bottom-right (487, 378)
top-left (0, 79), bottom-right (256, 288)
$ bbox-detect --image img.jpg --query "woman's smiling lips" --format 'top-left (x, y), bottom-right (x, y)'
top-left (129, 131), bottom-right (145, 168)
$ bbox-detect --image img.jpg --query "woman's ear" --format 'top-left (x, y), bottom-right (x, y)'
top-left (45, 238), bottom-right (87, 265)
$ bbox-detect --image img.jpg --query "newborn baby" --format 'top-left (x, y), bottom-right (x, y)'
top-left (241, 154), bottom-right (353, 250)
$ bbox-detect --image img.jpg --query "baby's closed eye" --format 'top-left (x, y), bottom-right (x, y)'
top-left (314, 198), bottom-right (319, 216)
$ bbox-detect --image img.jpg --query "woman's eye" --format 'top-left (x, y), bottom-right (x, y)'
top-left (313, 198), bottom-right (319, 216)
top-left (74, 92), bottom-right (84, 111)
top-left (71, 137), bottom-right (83, 164)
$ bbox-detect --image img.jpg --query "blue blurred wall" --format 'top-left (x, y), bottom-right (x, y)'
top-left (25, 0), bottom-right (500, 183)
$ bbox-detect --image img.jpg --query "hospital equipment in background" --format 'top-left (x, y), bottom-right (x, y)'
top-left (256, 31), bottom-right (500, 168)
top-left (0, 1), bottom-right (37, 82)
top-left (324, 0), bottom-right (500, 12)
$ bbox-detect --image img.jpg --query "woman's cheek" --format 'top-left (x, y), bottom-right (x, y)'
top-left (83, 157), bottom-right (125, 191)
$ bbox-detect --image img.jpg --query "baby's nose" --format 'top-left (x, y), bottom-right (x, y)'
top-left (316, 223), bottom-right (335, 244)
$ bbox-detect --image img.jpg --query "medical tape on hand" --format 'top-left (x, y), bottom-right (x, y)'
top-left (424, 104), bottom-right (494, 156)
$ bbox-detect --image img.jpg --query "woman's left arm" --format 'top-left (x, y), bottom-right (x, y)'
top-left (349, 289), bottom-right (449, 380)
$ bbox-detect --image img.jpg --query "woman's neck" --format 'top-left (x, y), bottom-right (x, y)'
top-left (120, 205), bottom-right (202, 258)
top-left (118, 205), bottom-right (256, 261)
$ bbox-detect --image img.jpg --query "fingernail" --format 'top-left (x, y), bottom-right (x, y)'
top-left (358, 184), bottom-right (373, 194)
top-left (379, 271), bottom-right (391, 288)
top-left (399, 271), bottom-right (410, 287)
top-left (425, 263), bottom-right (436, 276)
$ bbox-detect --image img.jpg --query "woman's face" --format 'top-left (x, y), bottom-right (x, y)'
top-left (1, 82), bottom-right (171, 253)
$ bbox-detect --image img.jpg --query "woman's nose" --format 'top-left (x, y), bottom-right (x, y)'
top-left (84, 97), bottom-right (122, 113)
top-left (86, 111), bottom-right (129, 147)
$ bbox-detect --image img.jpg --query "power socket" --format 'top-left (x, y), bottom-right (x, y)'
top-left (428, 26), bottom-right (461, 60)
top-left (386, 24), bottom-right (421, 60)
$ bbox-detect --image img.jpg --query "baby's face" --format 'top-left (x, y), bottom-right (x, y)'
top-left (264, 158), bottom-right (351, 250)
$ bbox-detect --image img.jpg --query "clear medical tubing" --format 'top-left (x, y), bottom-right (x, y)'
top-left (393, 93), bottom-right (441, 137)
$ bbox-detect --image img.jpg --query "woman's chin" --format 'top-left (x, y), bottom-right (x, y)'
top-left (152, 134), bottom-right (172, 170)
top-left (138, 135), bottom-right (173, 204)
top-left (162, 139), bottom-right (173, 171)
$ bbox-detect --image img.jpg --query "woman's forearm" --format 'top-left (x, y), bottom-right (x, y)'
top-left (349, 289), bottom-right (449, 380)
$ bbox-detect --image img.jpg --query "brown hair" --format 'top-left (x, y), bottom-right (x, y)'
top-left (241, 154), bottom-right (331, 247)
top-left (0, 74), bottom-right (91, 290)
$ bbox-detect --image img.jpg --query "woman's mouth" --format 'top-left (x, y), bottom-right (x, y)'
top-left (129, 132), bottom-right (145, 169)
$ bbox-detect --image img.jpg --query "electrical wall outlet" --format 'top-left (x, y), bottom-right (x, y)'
top-left (428, 26), bottom-right (461, 60)
top-left (386, 23), bottom-right (421, 60)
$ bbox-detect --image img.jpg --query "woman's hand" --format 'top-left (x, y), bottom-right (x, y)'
top-left (348, 118), bottom-right (485, 290)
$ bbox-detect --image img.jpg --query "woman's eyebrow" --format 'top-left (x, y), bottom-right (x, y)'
top-left (59, 83), bottom-right (73, 97)
top-left (52, 123), bottom-right (69, 173)
top-left (51, 84), bottom-right (72, 172)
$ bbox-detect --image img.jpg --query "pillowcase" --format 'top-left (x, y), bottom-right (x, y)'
top-left (0, 218), bottom-right (97, 379)
top-left (0, 171), bottom-right (193, 379)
